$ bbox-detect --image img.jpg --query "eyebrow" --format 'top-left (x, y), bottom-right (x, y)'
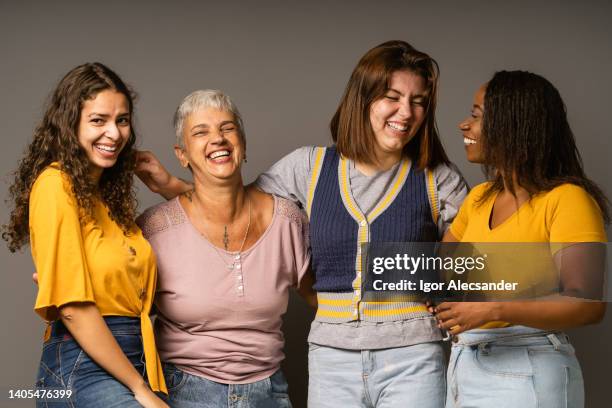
top-left (87, 112), bottom-right (129, 118)
top-left (190, 124), bottom-right (209, 132)
top-left (387, 88), bottom-right (427, 98)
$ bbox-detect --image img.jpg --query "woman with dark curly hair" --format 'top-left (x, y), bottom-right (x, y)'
top-left (3, 63), bottom-right (168, 407)
top-left (436, 71), bottom-right (608, 408)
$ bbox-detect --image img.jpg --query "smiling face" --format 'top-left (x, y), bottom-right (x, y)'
top-left (77, 89), bottom-right (131, 181)
top-left (175, 107), bottom-right (244, 182)
top-left (459, 83), bottom-right (486, 163)
top-left (368, 69), bottom-right (427, 163)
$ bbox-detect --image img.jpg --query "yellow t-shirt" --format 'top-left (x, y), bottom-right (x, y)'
top-left (449, 182), bottom-right (607, 328)
top-left (29, 164), bottom-right (166, 393)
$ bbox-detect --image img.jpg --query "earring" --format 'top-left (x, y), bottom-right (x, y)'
top-left (243, 155), bottom-right (248, 163)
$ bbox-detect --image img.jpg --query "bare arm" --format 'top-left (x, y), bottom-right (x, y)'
top-left (435, 240), bottom-right (606, 334)
top-left (135, 150), bottom-right (192, 200)
top-left (59, 303), bottom-right (168, 408)
top-left (435, 299), bottom-right (605, 335)
top-left (442, 229), bottom-right (459, 242)
top-left (297, 269), bottom-right (318, 309)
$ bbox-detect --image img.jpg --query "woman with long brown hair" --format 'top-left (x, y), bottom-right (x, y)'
top-left (137, 40), bottom-right (468, 407)
top-left (3, 63), bottom-right (168, 407)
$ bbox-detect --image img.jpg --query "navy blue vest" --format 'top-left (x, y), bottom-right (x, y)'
top-left (309, 147), bottom-right (438, 292)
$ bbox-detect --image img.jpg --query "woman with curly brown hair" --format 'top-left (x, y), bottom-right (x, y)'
top-left (3, 63), bottom-right (168, 407)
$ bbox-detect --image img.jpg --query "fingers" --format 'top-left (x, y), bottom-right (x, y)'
top-left (439, 318), bottom-right (460, 330)
top-left (135, 150), bottom-right (154, 162)
top-left (434, 309), bottom-right (455, 322)
top-left (434, 302), bottom-right (452, 312)
top-left (135, 160), bottom-right (157, 175)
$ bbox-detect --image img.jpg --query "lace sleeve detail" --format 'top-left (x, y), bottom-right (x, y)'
top-left (276, 196), bottom-right (310, 246)
top-left (137, 199), bottom-right (185, 239)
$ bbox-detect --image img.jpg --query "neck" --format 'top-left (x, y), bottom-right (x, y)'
top-left (191, 175), bottom-right (247, 225)
top-left (500, 173), bottom-right (530, 201)
top-left (355, 151), bottom-right (402, 176)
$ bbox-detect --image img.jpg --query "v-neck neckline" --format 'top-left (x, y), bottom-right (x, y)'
top-left (487, 191), bottom-right (530, 231)
top-left (339, 155), bottom-right (411, 224)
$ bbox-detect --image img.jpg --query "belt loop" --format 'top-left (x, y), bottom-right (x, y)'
top-left (547, 333), bottom-right (563, 350)
top-left (478, 342), bottom-right (490, 355)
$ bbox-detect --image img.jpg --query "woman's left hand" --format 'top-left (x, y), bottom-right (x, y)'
top-left (434, 302), bottom-right (500, 335)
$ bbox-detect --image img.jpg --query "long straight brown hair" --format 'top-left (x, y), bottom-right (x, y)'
top-left (330, 40), bottom-right (449, 169)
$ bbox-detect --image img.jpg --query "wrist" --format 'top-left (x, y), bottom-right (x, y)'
top-left (489, 302), bottom-right (504, 322)
top-left (128, 379), bottom-right (149, 394)
top-left (161, 176), bottom-right (182, 200)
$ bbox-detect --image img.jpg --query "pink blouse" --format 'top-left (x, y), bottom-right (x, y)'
top-left (137, 195), bottom-right (310, 384)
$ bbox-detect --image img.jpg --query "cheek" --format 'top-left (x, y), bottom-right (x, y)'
top-left (76, 125), bottom-right (91, 148)
top-left (120, 127), bottom-right (132, 144)
top-left (369, 103), bottom-right (388, 129)
top-left (412, 109), bottom-right (426, 128)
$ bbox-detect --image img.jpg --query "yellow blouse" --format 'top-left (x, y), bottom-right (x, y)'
top-left (450, 182), bottom-right (607, 329)
top-left (29, 164), bottom-right (166, 393)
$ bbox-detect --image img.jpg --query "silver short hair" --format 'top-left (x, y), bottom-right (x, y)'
top-left (173, 89), bottom-right (245, 148)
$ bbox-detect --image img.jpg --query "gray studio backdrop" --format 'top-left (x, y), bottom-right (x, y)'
top-left (1, 1), bottom-right (611, 407)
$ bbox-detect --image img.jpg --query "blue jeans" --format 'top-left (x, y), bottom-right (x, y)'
top-left (446, 326), bottom-right (584, 408)
top-left (162, 363), bottom-right (291, 408)
top-left (308, 342), bottom-right (446, 408)
top-left (35, 316), bottom-right (147, 407)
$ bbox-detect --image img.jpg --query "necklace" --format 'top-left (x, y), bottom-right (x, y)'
top-left (189, 191), bottom-right (252, 273)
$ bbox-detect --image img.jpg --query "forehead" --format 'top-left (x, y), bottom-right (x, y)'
top-left (475, 83), bottom-right (487, 104)
top-left (388, 69), bottom-right (427, 94)
top-left (82, 89), bottom-right (129, 112)
top-left (185, 107), bottom-right (235, 127)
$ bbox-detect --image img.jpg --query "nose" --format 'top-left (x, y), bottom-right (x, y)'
top-left (209, 129), bottom-right (227, 145)
top-left (459, 119), bottom-right (470, 131)
top-left (103, 123), bottom-right (121, 141)
top-left (398, 100), bottom-right (413, 119)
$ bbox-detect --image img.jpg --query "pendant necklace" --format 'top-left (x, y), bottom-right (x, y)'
top-left (191, 192), bottom-right (252, 275)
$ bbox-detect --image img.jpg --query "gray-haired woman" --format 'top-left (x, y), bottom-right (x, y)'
top-left (137, 90), bottom-right (316, 408)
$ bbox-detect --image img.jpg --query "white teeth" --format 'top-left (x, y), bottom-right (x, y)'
top-left (463, 137), bottom-right (477, 145)
top-left (209, 150), bottom-right (231, 159)
top-left (387, 122), bottom-right (408, 131)
top-left (95, 144), bottom-right (117, 152)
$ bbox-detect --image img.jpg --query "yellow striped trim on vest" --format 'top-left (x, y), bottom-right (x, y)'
top-left (315, 292), bottom-right (431, 323)
top-left (426, 168), bottom-right (440, 227)
top-left (306, 147), bottom-right (326, 218)
top-left (335, 156), bottom-right (412, 321)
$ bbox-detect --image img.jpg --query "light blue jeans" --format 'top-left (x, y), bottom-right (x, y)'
top-left (446, 326), bottom-right (584, 408)
top-left (162, 363), bottom-right (291, 408)
top-left (308, 342), bottom-right (446, 408)
top-left (35, 317), bottom-right (149, 407)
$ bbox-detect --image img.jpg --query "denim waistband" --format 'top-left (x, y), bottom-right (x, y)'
top-left (48, 316), bottom-right (141, 340)
top-left (453, 325), bottom-right (568, 347)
